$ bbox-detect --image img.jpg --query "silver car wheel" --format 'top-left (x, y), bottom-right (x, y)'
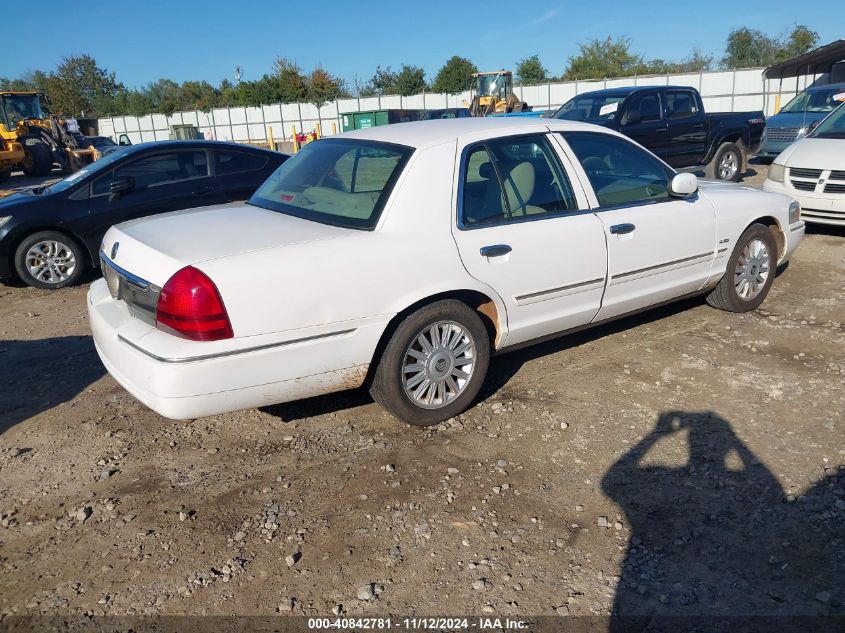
top-left (734, 238), bottom-right (770, 301)
top-left (719, 150), bottom-right (738, 180)
top-left (25, 240), bottom-right (77, 285)
top-left (402, 320), bottom-right (476, 410)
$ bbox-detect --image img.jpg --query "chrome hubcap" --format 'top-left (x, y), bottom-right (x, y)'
top-left (719, 151), bottom-right (738, 180)
top-left (25, 240), bottom-right (76, 284)
top-left (402, 321), bottom-right (476, 410)
top-left (734, 238), bottom-right (770, 300)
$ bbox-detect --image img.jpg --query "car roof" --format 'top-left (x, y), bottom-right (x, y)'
top-left (335, 117), bottom-right (601, 150)
top-left (805, 82), bottom-right (845, 91)
top-left (567, 85), bottom-right (695, 98)
top-left (117, 140), bottom-right (279, 155)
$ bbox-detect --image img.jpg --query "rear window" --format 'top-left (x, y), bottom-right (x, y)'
top-left (215, 150), bottom-right (268, 175)
top-left (248, 139), bottom-right (412, 230)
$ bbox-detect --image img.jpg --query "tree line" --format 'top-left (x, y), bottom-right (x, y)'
top-left (0, 25), bottom-right (818, 118)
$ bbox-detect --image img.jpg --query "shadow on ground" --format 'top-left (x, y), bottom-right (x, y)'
top-left (603, 410), bottom-right (844, 632)
top-left (0, 336), bottom-right (104, 434)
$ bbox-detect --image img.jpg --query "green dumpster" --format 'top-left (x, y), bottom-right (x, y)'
top-left (340, 109), bottom-right (424, 132)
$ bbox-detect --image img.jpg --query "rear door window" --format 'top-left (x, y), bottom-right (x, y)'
top-left (664, 91), bottom-right (699, 120)
top-left (461, 134), bottom-right (579, 227)
top-left (214, 150), bottom-right (268, 175)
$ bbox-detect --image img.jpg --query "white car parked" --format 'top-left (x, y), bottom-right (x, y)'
top-left (763, 102), bottom-right (845, 226)
top-left (88, 118), bottom-right (804, 426)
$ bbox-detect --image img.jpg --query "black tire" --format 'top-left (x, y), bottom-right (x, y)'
top-left (706, 223), bottom-right (777, 312)
top-left (14, 231), bottom-right (85, 289)
top-left (0, 169), bottom-right (10, 184)
top-left (369, 300), bottom-right (490, 427)
top-left (20, 136), bottom-right (53, 177)
top-left (707, 142), bottom-right (743, 182)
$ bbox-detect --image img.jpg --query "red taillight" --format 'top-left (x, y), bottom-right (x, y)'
top-left (155, 267), bottom-right (234, 341)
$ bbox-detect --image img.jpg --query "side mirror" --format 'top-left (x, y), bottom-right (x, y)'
top-left (669, 172), bottom-right (698, 198)
top-left (108, 176), bottom-right (135, 201)
top-left (624, 109), bottom-right (641, 125)
top-left (118, 134), bottom-right (131, 146)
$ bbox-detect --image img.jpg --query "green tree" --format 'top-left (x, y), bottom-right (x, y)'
top-left (780, 25), bottom-right (819, 61)
top-left (562, 36), bottom-right (646, 80)
top-left (647, 48), bottom-right (713, 74)
top-left (272, 58), bottom-right (308, 103)
top-left (0, 76), bottom-right (36, 91)
top-left (431, 56), bottom-right (477, 93)
top-left (307, 66), bottom-right (346, 106)
top-left (391, 65), bottom-right (427, 96)
top-left (42, 55), bottom-right (123, 116)
top-left (515, 55), bottom-right (549, 85)
top-left (721, 25), bottom-right (818, 68)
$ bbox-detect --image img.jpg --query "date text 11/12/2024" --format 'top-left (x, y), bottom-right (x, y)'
top-left (307, 617), bottom-right (530, 630)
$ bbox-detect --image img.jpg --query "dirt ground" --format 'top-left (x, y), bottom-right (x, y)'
top-left (0, 162), bottom-right (843, 630)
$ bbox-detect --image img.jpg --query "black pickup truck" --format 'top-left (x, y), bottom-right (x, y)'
top-left (551, 86), bottom-right (765, 181)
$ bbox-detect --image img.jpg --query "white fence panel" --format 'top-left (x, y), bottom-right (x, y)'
top-left (403, 94), bottom-right (425, 108)
top-left (634, 76), bottom-right (668, 87)
top-left (701, 72), bottom-right (734, 96)
top-left (358, 96), bottom-right (380, 110)
top-left (100, 66), bottom-right (841, 142)
top-left (379, 95), bottom-right (402, 109)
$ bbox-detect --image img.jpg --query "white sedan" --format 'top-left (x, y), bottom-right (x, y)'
top-left (763, 102), bottom-right (845, 226)
top-left (88, 118), bottom-right (805, 426)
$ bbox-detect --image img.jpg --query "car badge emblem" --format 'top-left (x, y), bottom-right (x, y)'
top-left (819, 179), bottom-right (825, 185)
top-left (111, 242), bottom-right (119, 260)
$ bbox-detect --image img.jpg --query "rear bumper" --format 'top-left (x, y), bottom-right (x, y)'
top-left (763, 180), bottom-right (845, 226)
top-left (88, 279), bottom-right (385, 419)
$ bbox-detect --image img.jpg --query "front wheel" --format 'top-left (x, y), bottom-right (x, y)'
top-left (370, 300), bottom-right (490, 427)
top-left (14, 231), bottom-right (85, 289)
top-left (706, 223), bottom-right (777, 312)
top-left (20, 136), bottom-right (53, 177)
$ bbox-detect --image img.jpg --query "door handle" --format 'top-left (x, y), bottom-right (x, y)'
top-left (610, 223), bottom-right (636, 235)
top-left (192, 186), bottom-right (214, 195)
top-left (655, 126), bottom-right (669, 133)
top-left (480, 244), bottom-right (512, 257)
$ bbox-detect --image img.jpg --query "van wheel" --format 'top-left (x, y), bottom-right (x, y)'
top-left (370, 300), bottom-right (490, 427)
top-left (14, 231), bottom-right (84, 289)
top-left (706, 223), bottom-right (777, 312)
top-left (708, 142), bottom-right (743, 182)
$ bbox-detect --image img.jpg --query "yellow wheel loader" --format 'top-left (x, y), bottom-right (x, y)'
top-left (468, 71), bottom-right (530, 117)
top-left (0, 92), bottom-right (96, 182)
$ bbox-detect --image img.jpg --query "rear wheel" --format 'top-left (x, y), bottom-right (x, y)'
top-left (706, 223), bottom-right (777, 312)
top-left (370, 300), bottom-right (490, 427)
top-left (20, 136), bottom-right (53, 177)
top-left (708, 142), bottom-right (743, 182)
top-left (14, 231), bottom-right (84, 289)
